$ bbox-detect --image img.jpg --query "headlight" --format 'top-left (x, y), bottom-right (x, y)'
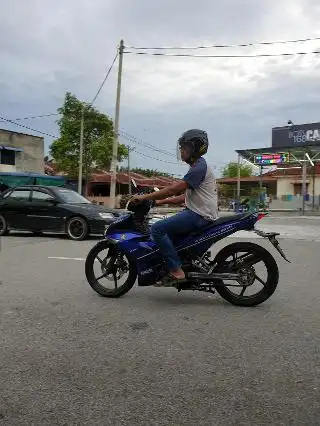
top-left (99, 212), bottom-right (114, 219)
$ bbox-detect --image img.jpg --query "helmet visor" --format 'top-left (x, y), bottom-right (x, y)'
top-left (176, 139), bottom-right (194, 162)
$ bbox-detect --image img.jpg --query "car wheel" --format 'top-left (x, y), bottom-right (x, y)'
top-left (66, 216), bottom-right (89, 241)
top-left (0, 214), bottom-right (9, 236)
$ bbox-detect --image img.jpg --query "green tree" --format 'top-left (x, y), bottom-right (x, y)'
top-left (49, 92), bottom-right (128, 178)
top-left (221, 162), bottom-right (253, 178)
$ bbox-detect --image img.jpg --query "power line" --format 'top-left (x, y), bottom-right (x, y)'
top-left (120, 131), bottom-right (176, 157)
top-left (91, 51), bottom-right (119, 105)
top-left (0, 113), bottom-right (231, 164)
top-left (119, 130), bottom-right (176, 158)
top-left (0, 114), bottom-right (229, 169)
top-left (0, 115), bottom-right (58, 138)
top-left (125, 35), bottom-right (320, 50)
top-left (124, 50), bottom-right (320, 58)
top-left (0, 113), bottom-right (60, 122)
top-left (133, 149), bottom-right (185, 165)
top-left (120, 130), bottom-right (229, 168)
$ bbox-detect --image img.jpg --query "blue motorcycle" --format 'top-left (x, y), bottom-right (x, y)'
top-left (85, 187), bottom-right (289, 307)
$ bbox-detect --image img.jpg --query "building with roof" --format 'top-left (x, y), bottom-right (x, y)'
top-left (0, 128), bottom-right (44, 174)
top-left (86, 171), bottom-right (182, 206)
top-left (219, 121), bottom-right (320, 211)
top-left (44, 160), bottom-right (182, 206)
top-left (217, 163), bottom-right (320, 199)
top-left (88, 171), bottom-right (180, 194)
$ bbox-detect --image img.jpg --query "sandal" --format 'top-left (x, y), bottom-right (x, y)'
top-left (154, 273), bottom-right (188, 287)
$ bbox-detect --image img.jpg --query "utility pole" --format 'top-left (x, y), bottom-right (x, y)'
top-left (237, 153), bottom-right (241, 201)
top-left (78, 105), bottom-right (85, 194)
top-left (110, 39), bottom-right (124, 207)
top-left (259, 165), bottom-right (265, 210)
top-left (259, 166), bottom-right (263, 188)
top-left (312, 165), bottom-right (315, 210)
top-left (127, 145), bottom-right (135, 196)
top-left (302, 154), bottom-right (307, 216)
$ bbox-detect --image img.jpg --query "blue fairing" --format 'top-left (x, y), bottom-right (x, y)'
top-left (105, 213), bottom-right (156, 261)
top-left (176, 214), bottom-right (258, 252)
top-left (105, 211), bottom-right (260, 286)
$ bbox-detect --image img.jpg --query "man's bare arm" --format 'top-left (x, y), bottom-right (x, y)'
top-left (156, 194), bottom-right (185, 206)
top-left (136, 181), bottom-right (188, 202)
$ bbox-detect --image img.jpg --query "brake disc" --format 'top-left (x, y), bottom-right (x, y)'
top-left (238, 267), bottom-right (256, 287)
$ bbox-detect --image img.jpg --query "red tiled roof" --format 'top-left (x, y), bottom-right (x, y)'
top-left (91, 171), bottom-right (181, 187)
top-left (44, 162), bottom-right (181, 187)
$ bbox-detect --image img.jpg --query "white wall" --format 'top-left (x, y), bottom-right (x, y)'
top-left (276, 178), bottom-right (293, 197)
top-left (311, 176), bottom-right (320, 195)
top-left (276, 177), bottom-right (320, 197)
top-left (0, 130), bottom-right (44, 173)
top-left (0, 164), bottom-right (16, 173)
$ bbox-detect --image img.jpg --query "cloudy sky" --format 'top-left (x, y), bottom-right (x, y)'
top-left (1, 0), bottom-right (320, 176)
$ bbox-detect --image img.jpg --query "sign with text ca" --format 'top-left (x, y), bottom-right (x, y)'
top-left (272, 122), bottom-right (320, 148)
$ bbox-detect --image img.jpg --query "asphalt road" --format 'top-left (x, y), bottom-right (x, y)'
top-left (0, 219), bottom-right (320, 425)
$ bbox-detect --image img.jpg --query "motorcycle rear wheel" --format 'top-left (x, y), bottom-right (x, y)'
top-left (213, 242), bottom-right (279, 307)
top-left (85, 240), bottom-right (137, 298)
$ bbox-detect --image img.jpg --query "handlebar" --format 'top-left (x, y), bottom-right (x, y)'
top-left (125, 178), bottom-right (157, 218)
top-left (126, 198), bottom-right (155, 216)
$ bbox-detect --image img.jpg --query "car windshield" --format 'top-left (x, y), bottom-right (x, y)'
top-left (56, 189), bottom-right (91, 204)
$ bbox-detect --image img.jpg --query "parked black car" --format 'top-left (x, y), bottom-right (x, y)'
top-left (0, 185), bottom-right (122, 240)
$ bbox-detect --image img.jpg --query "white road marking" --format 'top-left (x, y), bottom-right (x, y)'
top-left (48, 256), bottom-right (86, 261)
top-left (263, 216), bottom-right (320, 220)
top-left (48, 256), bottom-right (101, 262)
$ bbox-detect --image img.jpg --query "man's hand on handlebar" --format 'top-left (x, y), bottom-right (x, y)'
top-left (129, 194), bottom-right (145, 205)
top-left (126, 195), bottom-right (156, 215)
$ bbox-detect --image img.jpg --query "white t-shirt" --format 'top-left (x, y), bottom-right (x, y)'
top-left (183, 157), bottom-right (218, 221)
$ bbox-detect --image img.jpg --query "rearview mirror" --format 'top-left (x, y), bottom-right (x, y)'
top-left (131, 178), bottom-right (137, 188)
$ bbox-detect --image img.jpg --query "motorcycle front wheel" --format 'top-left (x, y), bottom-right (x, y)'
top-left (85, 240), bottom-right (137, 298)
top-left (213, 242), bottom-right (279, 307)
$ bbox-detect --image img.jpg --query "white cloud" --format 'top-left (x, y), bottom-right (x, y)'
top-left (1, 0), bottom-right (320, 173)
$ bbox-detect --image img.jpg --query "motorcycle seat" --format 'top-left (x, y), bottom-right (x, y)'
top-left (190, 212), bottom-right (253, 235)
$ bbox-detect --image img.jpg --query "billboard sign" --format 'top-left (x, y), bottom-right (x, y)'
top-left (254, 153), bottom-right (290, 165)
top-left (272, 122), bottom-right (320, 148)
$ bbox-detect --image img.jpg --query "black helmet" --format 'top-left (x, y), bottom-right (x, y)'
top-left (177, 129), bottom-right (209, 162)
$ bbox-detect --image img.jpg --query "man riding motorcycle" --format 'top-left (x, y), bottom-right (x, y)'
top-left (130, 129), bottom-right (218, 286)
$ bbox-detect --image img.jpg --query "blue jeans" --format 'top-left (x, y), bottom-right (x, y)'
top-left (150, 208), bottom-right (210, 272)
